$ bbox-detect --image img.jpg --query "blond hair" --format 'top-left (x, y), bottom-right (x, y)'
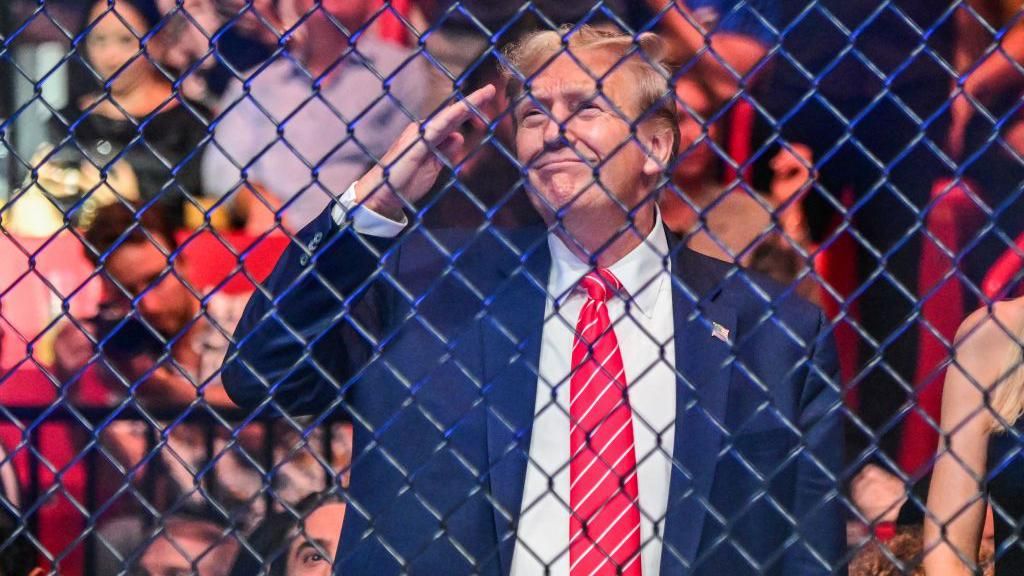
top-left (501, 25), bottom-right (679, 155)
top-left (990, 329), bottom-right (1024, 432)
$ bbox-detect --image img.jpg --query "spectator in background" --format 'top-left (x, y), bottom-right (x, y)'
top-left (848, 464), bottom-right (914, 534)
top-left (201, 0), bottom-right (428, 232)
top-left (4, 0), bottom-right (211, 235)
top-left (751, 0), bottom-right (956, 460)
top-left (924, 297), bottom-right (1024, 575)
top-left (948, 0), bottom-right (1024, 163)
top-left (52, 203), bottom-right (348, 571)
top-left (134, 512), bottom-right (238, 576)
top-left (848, 464), bottom-right (996, 574)
top-left (57, 203), bottom-right (237, 412)
top-left (661, 75), bottom-right (816, 300)
top-left (645, 0), bottom-right (778, 101)
top-left (228, 493), bottom-right (345, 576)
top-left (149, 0), bottom-right (275, 105)
top-left (948, 1), bottom-right (1024, 302)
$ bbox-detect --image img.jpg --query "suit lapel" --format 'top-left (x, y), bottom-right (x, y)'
top-left (661, 241), bottom-right (736, 573)
top-left (480, 226), bottom-right (738, 574)
top-left (481, 228), bottom-right (551, 576)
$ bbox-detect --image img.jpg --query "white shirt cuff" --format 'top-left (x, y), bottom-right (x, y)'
top-left (331, 182), bottom-right (408, 238)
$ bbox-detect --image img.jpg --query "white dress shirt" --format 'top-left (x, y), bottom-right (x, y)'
top-left (509, 217), bottom-right (676, 576)
top-left (334, 186), bottom-right (677, 575)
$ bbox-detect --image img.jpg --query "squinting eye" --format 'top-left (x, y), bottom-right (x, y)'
top-left (303, 552), bottom-right (326, 565)
top-left (519, 109), bottom-right (546, 126)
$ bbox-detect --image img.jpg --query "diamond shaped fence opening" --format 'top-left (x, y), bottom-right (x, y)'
top-left (0, 0), bottom-right (1023, 574)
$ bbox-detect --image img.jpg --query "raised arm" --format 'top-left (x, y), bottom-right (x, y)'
top-left (948, 0), bottom-right (1024, 158)
top-left (923, 303), bottom-right (1024, 575)
top-left (221, 86), bottom-right (496, 415)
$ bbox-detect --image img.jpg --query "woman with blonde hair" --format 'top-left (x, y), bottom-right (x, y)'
top-left (924, 298), bottom-right (1024, 574)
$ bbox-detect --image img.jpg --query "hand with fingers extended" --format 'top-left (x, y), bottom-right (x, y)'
top-left (354, 84), bottom-right (497, 222)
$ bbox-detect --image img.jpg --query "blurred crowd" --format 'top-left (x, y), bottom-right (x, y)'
top-left (2, 0), bottom-right (1024, 574)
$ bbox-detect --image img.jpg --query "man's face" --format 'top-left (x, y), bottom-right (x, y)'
top-left (103, 238), bottom-right (194, 339)
top-left (137, 531), bottom-right (235, 576)
top-left (285, 502), bottom-right (345, 576)
top-left (514, 50), bottom-right (662, 229)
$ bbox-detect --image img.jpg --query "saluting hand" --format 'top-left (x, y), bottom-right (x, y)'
top-left (354, 84), bottom-right (497, 221)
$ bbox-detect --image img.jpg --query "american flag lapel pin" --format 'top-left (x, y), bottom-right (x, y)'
top-left (711, 321), bottom-right (730, 344)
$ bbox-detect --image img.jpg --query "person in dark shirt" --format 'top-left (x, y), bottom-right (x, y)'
top-left (47, 0), bottom-right (210, 229)
top-left (0, 507), bottom-right (44, 576)
top-left (754, 0), bottom-right (956, 460)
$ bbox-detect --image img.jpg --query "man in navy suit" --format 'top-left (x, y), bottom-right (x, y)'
top-left (223, 25), bottom-right (845, 576)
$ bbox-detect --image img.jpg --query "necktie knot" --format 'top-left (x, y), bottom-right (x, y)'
top-left (579, 269), bottom-right (621, 302)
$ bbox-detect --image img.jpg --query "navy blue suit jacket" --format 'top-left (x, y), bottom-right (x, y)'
top-left (223, 208), bottom-right (846, 575)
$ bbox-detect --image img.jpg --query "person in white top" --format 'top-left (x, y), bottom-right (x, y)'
top-left (225, 24), bottom-right (845, 576)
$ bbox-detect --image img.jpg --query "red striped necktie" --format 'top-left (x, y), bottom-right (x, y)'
top-left (569, 269), bottom-right (643, 576)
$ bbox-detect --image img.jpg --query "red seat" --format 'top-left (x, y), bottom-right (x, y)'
top-left (0, 228), bottom-right (287, 574)
top-left (175, 229), bottom-right (289, 294)
top-left (374, 0), bottom-right (414, 47)
top-left (0, 230), bottom-right (102, 574)
top-left (899, 178), bottom-right (985, 474)
top-left (981, 229), bottom-right (1024, 300)
top-left (812, 189), bottom-right (862, 409)
top-left (0, 366), bottom-right (87, 575)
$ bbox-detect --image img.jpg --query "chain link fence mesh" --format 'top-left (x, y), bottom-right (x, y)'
top-left (1, 0), bottom-right (1023, 574)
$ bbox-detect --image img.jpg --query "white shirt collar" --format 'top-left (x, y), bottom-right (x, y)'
top-left (546, 209), bottom-right (670, 318)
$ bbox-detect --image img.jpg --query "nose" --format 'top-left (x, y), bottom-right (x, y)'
top-left (542, 104), bottom-right (575, 151)
top-left (92, 46), bottom-right (120, 75)
top-left (542, 112), bottom-right (561, 148)
top-left (138, 293), bottom-right (160, 320)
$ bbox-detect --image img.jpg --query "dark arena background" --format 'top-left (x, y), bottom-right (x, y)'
top-left (1, 1), bottom-right (1024, 574)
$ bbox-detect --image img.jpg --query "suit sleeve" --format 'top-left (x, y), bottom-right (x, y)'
top-left (783, 310), bottom-right (847, 575)
top-left (221, 203), bottom-right (398, 416)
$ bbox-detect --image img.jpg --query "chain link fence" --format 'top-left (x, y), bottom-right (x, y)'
top-left (1, 0), bottom-right (1023, 574)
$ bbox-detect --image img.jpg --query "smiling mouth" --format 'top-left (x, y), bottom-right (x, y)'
top-left (534, 158), bottom-right (589, 170)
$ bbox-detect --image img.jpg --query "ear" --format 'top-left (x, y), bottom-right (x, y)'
top-left (640, 122), bottom-right (674, 179)
top-left (28, 568), bottom-right (47, 576)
